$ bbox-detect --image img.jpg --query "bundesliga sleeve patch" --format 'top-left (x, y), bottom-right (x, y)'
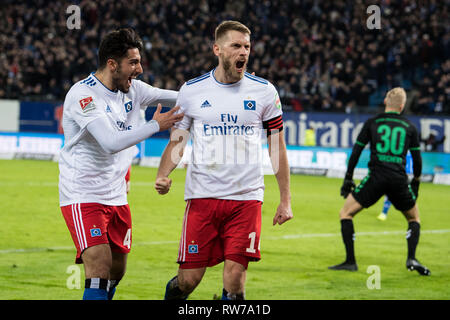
top-left (79, 96), bottom-right (95, 113)
top-left (262, 115), bottom-right (283, 136)
top-left (274, 92), bottom-right (282, 110)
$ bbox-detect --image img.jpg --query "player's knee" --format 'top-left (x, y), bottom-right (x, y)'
top-left (84, 261), bottom-right (111, 279)
top-left (339, 207), bottom-right (353, 220)
top-left (109, 266), bottom-right (126, 282)
top-left (178, 271), bottom-right (203, 293)
top-left (178, 278), bottom-right (200, 293)
top-left (110, 253), bottom-right (127, 281)
top-left (82, 245), bottom-right (112, 278)
top-left (402, 204), bottom-right (420, 222)
top-left (403, 211), bottom-right (420, 223)
top-left (224, 259), bottom-right (246, 293)
top-left (224, 271), bottom-right (245, 293)
top-left (226, 266), bottom-right (245, 280)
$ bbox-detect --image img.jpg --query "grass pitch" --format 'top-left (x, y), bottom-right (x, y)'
top-left (0, 159), bottom-right (449, 300)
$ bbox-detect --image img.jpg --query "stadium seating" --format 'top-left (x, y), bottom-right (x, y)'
top-left (0, 0), bottom-right (448, 114)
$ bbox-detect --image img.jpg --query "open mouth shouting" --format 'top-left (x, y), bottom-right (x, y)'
top-left (127, 75), bottom-right (135, 87)
top-left (235, 59), bottom-right (246, 73)
top-left (118, 74), bottom-right (138, 93)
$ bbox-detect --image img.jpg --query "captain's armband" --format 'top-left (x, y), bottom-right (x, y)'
top-left (262, 115), bottom-right (283, 136)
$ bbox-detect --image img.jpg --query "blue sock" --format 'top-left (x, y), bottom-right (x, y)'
top-left (108, 287), bottom-right (116, 300)
top-left (83, 288), bottom-right (108, 300)
top-left (221, 288), bottom-right (244, 300)
top-left (382, 198), bottom-right (392, 215)
top-left (221, 289), bottom-right (231, 300)
top-left (164, 276), bottom-right (188, 300)
top-left (83, 278), bottom-right (109, 300)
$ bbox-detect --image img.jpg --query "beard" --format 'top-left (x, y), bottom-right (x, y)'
top-left (112, 65), bottom-right (132, 93)
top-left (220, 53), bottom-right (245, 82)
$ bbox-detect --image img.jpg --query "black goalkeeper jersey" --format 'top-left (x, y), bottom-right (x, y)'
top-left (353, 112), bottom-right (421, 178)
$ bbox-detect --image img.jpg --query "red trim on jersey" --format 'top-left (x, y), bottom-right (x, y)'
top-left (125, 166), bottom-right (131, 182)
top-left (263, 115), bottom-right (283, 135)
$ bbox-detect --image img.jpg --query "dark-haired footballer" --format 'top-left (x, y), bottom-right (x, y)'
top-left (59, 28), bottom-right (183, 299)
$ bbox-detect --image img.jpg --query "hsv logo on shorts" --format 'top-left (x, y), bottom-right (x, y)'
top-left (90, 228), bottom-right (102, 237)
top-left (188, 244), bottom-right (198, 254)
top-left (79, 97), bottom-right (95, 113)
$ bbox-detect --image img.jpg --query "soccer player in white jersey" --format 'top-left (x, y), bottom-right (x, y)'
top-left (59, 28), bottom-right (183, 300)
top-left (155, 21), bottom-right (293, 300)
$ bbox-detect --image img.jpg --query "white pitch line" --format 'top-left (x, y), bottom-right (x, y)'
top-left (267, 228), bottom-right (450, 240)
top-left (1, 229), bottom-right (449, 255)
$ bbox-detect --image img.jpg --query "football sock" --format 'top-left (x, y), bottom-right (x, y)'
top-left (382, 199), bottom-right (391, 215)
top-left (108, 279), bottom-right (120, 300)
top-left (406, 221), bottom-right (420, 260)
top-left (341, 219), bottom-right (356, 264)
top-left (221, 288), bottom-right (245, 300)
top-left (83, 278), bottom-right (109, 300)
top-left (164, 276), bottom-right (189, 300)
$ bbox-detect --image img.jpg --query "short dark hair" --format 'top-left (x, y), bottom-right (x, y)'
top-left (215, 21), bottom-right (251, 42)
top-left (98, 28), bottom-right (143, 69)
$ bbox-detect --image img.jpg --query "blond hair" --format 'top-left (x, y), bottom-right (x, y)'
top-left (385, 87), bottom-right (407, 109)
top-left (215, 20), bottom-right (251, 42)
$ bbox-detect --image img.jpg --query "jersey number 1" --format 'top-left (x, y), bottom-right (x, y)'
top-left (246, 232), bottom-right (260, 254)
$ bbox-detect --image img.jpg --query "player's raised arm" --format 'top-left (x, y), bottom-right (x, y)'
top-left (267, 129), bottom-right (293, 226)
top-left (155, 127), bottom-right (189, 195)
top-left (87, 104), bottom-right (183, 154)
top-left (152, 88), bottom-right (178, 108)
top-left (134, 79), bottom-right (178, 109)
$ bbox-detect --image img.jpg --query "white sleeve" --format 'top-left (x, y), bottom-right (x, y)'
top-left (262, 82), bottom-right (283, 122)
top-left (134, 80), bottom-right (178, 109)
top-left (173, 83), bottom-right (192, 131)
top-left (68, 92), bottom-right (106, 129)
top-left (152, 88), bottom-right (178, 108)
top-left (86, 116), bottom-right (160, 154)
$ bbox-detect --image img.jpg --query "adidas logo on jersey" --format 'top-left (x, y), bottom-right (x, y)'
top-left (200, 100), bottom-right (212, 108)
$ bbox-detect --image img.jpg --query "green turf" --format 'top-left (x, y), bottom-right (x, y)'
top-left (0, 159), bottom-right (449, 300)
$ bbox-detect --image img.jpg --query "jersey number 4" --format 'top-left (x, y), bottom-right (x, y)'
top-left (123, 228), bottom-right (131, 249)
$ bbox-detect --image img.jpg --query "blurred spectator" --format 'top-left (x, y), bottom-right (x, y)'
top-left (0, 0), bottom-right (448, 114)
top-left (421, 134), bottom-right (446, 152)
top-left (304, 127), bottom-right (316, 146)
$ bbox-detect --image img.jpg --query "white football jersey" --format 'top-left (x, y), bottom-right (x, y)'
top-left (174, 69), bottom-right (283, 201)
top-left (59, 73), bottom-right (173, 206)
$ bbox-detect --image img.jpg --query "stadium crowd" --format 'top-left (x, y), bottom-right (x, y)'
top-left (0, 0), bottom-right (449, 114)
